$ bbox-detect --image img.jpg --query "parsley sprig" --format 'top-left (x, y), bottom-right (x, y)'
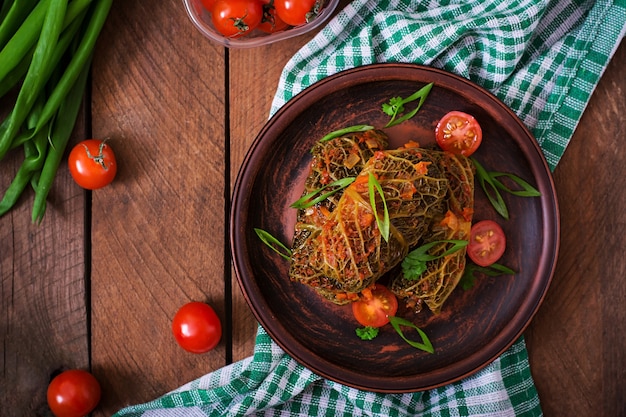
top-left (356, 326), bottom-right (379, 340)
top-left (382, 83), bottom-right (434, 128)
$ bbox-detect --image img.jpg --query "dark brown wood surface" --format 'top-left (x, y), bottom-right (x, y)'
top-left (1, 1), bottom-right (624, 416)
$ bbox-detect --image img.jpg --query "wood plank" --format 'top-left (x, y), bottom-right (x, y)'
top-left (228, 36), bottom-right (318, 362)
top-left (0, 106), bottom-right (88, 413)
top-left (89, 2), bottom-right (227, 415)
top-left (525, 39), bottom-right (626, 416)
top-left (227, 0), bottom-right (349, 364)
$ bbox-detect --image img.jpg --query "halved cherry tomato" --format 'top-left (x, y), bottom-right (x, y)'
top-left (467, 220), bottom-right (506, 267)
top-left (211, 0), bottom-right (263, 37)
top-left (172, 302), bottom-right (222, 353)
top-left (435, 111), bottom-right (482, 157)
top-left (68, 139), bottom-right (117, 190)
top-left (352, 284), bottom-right (398, 328)
top-left (274, 0), bottom-right (317, 26)
top-left (47, 369), bottom-right (101, 417)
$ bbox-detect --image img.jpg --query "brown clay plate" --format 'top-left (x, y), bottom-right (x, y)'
top-left (230, 63), bottom-right (559, 392)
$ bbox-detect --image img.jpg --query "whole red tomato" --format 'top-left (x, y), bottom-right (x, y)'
top-left (258, 3), bottom-right (290, 33)
top-left (172, 302), bottom-right (222, 353)
top-left (68, 139), bottom-right (117, 190)
top-left (47, 369), bottom-right (101, 417)
top-left (211, 0), bottom-right (263, 37)
top-left (274, 0), bottom-right (318, 26)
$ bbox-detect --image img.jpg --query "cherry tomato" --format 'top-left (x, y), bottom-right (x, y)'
top-left (201, 0), bottom-right (217, 12)
top-left (274, 0), bottom-right (318, 26)
top-left (68, 139), bottom-right (117, 190)
top-left (467, 220), bottom-right (506, 267)
top-left (352, 284), bottom-right (398, 328)
top-left (47, 369), bottom-right (101, 417)
top-left (172, 301), bottom-right (222, 353)
top-left (435, 111), bottom-right (483, 157)
top-left (211, 0), bottom-right (263, 38)
top-left (258, 3), bottom-right (290, 33)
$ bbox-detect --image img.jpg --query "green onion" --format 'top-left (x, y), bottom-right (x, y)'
top-left (459, 262), bottom-right (516, 290)
top-left (490, 172), bottom-right (541, 197)
top-left (472, 158), bottom-right (510, 219)
top-left (254, 228), bottom-right (292, 261)
top-left (368, 172), bottom-right (390, 242)
top-left (319, 124), bottom-right (374, 143)
top-left (382, 82), bottom-right (433, 128)
top-left (389, 316), bottom-right (434, 353)
top-left (0, 0), bottom-right (113, 220)
top-left (471, 158), bottom-right (541, 220)
top-left (290, 177), bottom-right (355, 209)
top-left (401, 240), bottom-right (468, 280)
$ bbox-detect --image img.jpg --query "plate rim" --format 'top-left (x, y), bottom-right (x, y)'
top-left (230, 62), bottom-right (560, 392)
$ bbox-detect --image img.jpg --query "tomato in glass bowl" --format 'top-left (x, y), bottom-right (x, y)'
top-left (183, 0), bottom-right (340, 48)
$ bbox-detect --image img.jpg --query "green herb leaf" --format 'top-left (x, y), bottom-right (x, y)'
top-left (383, 83), bottom-right (434, 128)
top-left (319, 125), bottom-right (374, 143)
top-left (356, 326), bottom-right (379, 340)
top-left (254, 228), bottom-right (292, 261)
top-left (382, 96), bottom-right (404, 117)
top-left (389, 316), bottom-right (434, 353)
top-left (459, 262), bottom-right (516, 290)
top-left (471, 158), bottom-right (509, 219)
top-left (402, 240), bottom-right (468, 280)
top-left (290, 177), bottom-right (355, 209)
top-left (471, 158), bottom-right (542, 219)
top-left (368, 172), bottom-right (390, 242)
top-left (491, 172), bottom-right (541, 197)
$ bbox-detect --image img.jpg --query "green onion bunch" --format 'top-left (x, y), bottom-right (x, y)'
top-left (0, 0), bottom-right (112, 222)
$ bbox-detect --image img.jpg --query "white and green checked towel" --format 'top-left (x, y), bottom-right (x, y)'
top-left (115, 0), bottom-right (626, 415)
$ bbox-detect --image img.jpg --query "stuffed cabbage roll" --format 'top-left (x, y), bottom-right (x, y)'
top-left (291, 129), bottom-right (389, 250)
top-left (290, 146), bottom-right (449, 304)
top-left (390, 152), bottom-right (475, 313)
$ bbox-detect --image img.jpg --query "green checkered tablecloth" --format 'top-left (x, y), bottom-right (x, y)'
top-left (114, 0), bottom-right (626, 415)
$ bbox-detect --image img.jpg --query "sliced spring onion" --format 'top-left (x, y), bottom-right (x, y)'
top-left (319, 124), bottom-right (374, 143)
top-left (254, 228), bottom-right (291, 261)
top-left (382, 82), bottom-right (433, 128)
top-left (368, 172), bottom-right (390, 242)
top-left (290, 177), bottom-right (355, 209)
top-left (389, 316), bottom-right (434, 353)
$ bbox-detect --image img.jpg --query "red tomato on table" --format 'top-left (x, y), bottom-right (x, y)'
top-left (467, 220), bottom-right (506, 267)
top-left (47, 369), bottom-right (101, 417)
top-left (352, 284), bottom-right (399, 328)
top-left (68, 139), bottom-right (117, 190)
top-left (172, 302), bottom-right (222, 353)
top-left (435, 111), bottom-right (483, 156)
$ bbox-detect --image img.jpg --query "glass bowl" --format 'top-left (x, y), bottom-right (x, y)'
top-left (183, 0), bottom-right (340, 48)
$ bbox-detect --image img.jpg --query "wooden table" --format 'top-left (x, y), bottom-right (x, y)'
top-left (1, 2), bottom-right (624, 416)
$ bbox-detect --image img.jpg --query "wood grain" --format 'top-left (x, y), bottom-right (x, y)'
top-left (89, 1), bottom-right (227, 415)
top-left (0, 105), bottom-right (88, 415)
top-left (0, 0), bottom-right (624, 415)
top-left (525, 38), bottom-right (626, 417)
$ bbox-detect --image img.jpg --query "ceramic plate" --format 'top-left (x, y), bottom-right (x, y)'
top-left (230, 63), bottom-right (559, 392)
